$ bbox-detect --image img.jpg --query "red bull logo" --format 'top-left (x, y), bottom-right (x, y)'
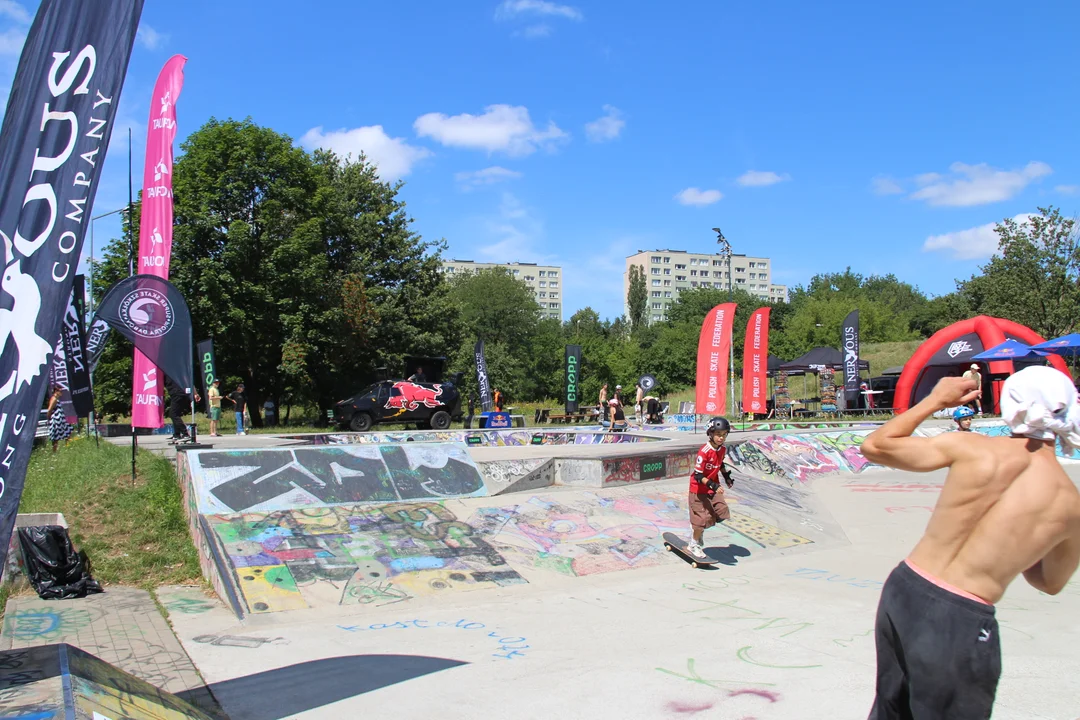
top-left (385, 382), bottom-right (444, 411)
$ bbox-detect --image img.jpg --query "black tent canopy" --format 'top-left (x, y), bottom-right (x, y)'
top-left (778, 346), bottom-right (870, 372)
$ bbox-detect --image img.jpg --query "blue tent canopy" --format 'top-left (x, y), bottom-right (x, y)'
top-left (1032, 333), bottom-right (1080, 356)
top-left (971, 339), bottom-right (1048, 360)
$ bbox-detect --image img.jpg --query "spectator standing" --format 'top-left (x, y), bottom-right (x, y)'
top-left (962, 364), bottom-right (983, 414)
top-left (46, 387), bottom-right (72, 453)
top-left (165, 375), bottom-right (200, 442)
top-left (493, 387), bottom-right (504, 412)
top-left (228, 383), bottom-right (248, 435)
top-left (408, 367), bottom-right (427, 383)
top-left (207, 379), bottom-right (223, 436)
top-left (598, 383), bottom-right (608, 421)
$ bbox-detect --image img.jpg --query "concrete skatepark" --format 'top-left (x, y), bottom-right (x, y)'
top-left (3, 422), bottom-right (1080, 719)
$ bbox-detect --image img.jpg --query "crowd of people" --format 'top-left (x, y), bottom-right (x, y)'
top-left (597, 382), bottom-right (665, 431)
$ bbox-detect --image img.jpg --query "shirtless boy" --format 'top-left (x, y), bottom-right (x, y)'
top-left (860, 366), bottom-right (1080, 718)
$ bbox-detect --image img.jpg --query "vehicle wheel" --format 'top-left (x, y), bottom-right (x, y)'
top-left (430, 410), bottom-right (451, 430)
top-left (349, 412), bottom-right (373, 432)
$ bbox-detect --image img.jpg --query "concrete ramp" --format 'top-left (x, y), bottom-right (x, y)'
top-left (0, 643), bottom-right (217, 719)
top-left (179, 423), bottom-right (1050, 619)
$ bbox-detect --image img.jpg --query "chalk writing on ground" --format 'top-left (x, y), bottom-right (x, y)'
top-left (338, 618), bottom-right (529, 659)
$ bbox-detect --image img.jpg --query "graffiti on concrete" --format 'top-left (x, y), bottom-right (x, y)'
top-left (727, 430), bottom-right (879, 484)
top-left (602, 452), bottom-right (695, 486)
top-left (469, 492), bottom-right (809, 577)
top-left (189, 443), bottom-right (486, 514)
top-left (339, 618), bottom-right (530, 660)
top-left (192, 633), bottom-right (288, 648)
top-left (284, 430), bottom-right (663, 447)
top-left (480, 458), bottom-right (555, 494)
top-left (3, 607), bottom-right (97, 642)
top-left (207, 501), bottom-right (526, 614)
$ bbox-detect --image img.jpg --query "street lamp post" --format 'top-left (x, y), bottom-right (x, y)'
top-left (88, 206), bottom-right (129, 435)
top-left (713, 228), bottom-right (737, 419)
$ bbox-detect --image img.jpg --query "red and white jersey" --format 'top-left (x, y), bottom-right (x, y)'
top-left (690, 442), bottom-right (726, 494)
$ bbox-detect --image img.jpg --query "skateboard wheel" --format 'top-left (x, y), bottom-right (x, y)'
top-left (692, 562), bottom-right (700, 568)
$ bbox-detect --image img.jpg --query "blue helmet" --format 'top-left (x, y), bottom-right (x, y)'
top-left (953, 406), bottom-right (975, 421)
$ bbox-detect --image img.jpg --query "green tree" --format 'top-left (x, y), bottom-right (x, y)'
top-left (626, 264), bottom-right (647, 331)
top-left (93, 118), bottom-right (457, 423)
top-left (447, 267), bottom-right (541, 402)
top-left (955, 207), bottom-right (1080, 339)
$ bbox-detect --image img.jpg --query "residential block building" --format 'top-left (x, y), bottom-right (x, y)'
top-left (624, 249), bottom-right (788, 323)
top-left (441, 260), bottom-right (563, 320)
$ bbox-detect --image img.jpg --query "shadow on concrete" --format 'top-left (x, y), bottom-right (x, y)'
top-left (177, 654), bottom-right (467, 720)
top-left (705, 543), bottom-right (752, 566)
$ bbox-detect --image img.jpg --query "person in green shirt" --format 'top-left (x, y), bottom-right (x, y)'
top-left (208, 379), bottom-right (223, 436)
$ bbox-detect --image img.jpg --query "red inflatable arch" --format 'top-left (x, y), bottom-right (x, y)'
top-left (894, 315), bottom-right (1069, 414)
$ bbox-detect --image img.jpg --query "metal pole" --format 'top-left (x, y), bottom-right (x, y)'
top-left (728, 246), bottom-right (735, 420)
top-left (128, 127), bottom-right (134, 277)
top-left (89, 206), bottom-right (127, 450)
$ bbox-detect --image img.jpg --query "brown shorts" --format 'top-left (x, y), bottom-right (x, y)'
top-left (689, 490), bottom-right (730, 531)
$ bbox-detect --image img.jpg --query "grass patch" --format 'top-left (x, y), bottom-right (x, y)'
top-left (18, 435), bottom-right (200, 588)
top-left (861, 341), bottom-right (922, 378)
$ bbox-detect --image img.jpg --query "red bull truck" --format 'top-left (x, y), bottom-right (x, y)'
top-left (334, 377), bottom-right (463, 432)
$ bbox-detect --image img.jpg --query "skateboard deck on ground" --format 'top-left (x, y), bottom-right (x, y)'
top-left (662, 532), bottom-right (720, 568)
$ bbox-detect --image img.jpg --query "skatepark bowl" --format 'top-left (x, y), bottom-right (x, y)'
top-left (4, 420), bottom-right (1079, 719)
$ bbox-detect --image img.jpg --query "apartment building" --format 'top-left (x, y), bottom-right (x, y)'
top-left (441, 260), bottom-right (563, 320)
top-left (624, 249), bottom-right (788, 323)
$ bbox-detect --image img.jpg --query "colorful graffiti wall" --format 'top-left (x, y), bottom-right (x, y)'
top-left (469, 491), bottom-right (812, 578)
top-left (187, 444), bottom-right (487, 514)
top-left (727, 431), bottom-right (876, 484)
top-left (206, 501), bottom-right (526, 614)
top-left (602, 451), bottom-right (696, 486)
top-left (282, 429), bottom-right (664, 447)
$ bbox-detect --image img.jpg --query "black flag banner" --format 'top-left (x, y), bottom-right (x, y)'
top-left (842, 309), bottom-right (860, 407)
top-left (95, 275), bottom-right (194, 395)
top-left (62, 280), bottom-right (93, 417)
top-left (196, 338), bottom-right (217, 402)
top-left (85, 314), bottom-right (111, 374)
top-left (0, 0), bottom-right (144, 573)
top-left (474, 339), bottom-right (493, 413)
top-left (565, 344), bottom-right (581, 413)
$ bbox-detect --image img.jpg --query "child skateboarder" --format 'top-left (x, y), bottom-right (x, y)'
top-left (685, 417), bottom-right (734, 560)
top-left (953, 405), bottom-right (975, 431)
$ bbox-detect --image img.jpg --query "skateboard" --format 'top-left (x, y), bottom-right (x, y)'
top-left (662, 532), bottom-right (720, 568)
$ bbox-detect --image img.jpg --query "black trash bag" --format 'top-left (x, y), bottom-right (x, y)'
top-left (17, 526), bottom-right (103, 600)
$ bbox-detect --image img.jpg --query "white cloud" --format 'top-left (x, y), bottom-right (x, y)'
top-left (923, 213), bottom-right (1037, 260)
top-left (0, 27), bottom-right (24, 56)
top-left (455, 166), bottom-right (522, 189)
top-left (675, 187), bottom-right (722, 206)
top-left (1056, 184), bottom-right (1080, 196)
top-left (521, 24), bottom-right (552, 38)
top-left (910, 161), bottom-right (1052, 207)
top-left (414, 104), bottom-right (568, 156)
top-left (0, 1), bottom-right (30, 24)
top-left (871, 175), bottom-right (903, 195)
top-left (300, 125), bottom-right (432, 182)
top-left (585, 105), bottom-right (624, 143)
top-left (136, 25), bottom-right (166, 50)
top-left (736, 170), bottom-right (790, 187)
top-left (477, 192), bottom-right (548, 261)
top-left (495, 0), bottom-right (583, 21)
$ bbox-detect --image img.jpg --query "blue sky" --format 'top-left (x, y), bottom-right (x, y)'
top-left (3, 0), bottom-right (1079, 320)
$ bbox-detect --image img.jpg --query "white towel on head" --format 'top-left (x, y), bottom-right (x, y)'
top-left (1000, 365), bottom-right (1080, 453)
